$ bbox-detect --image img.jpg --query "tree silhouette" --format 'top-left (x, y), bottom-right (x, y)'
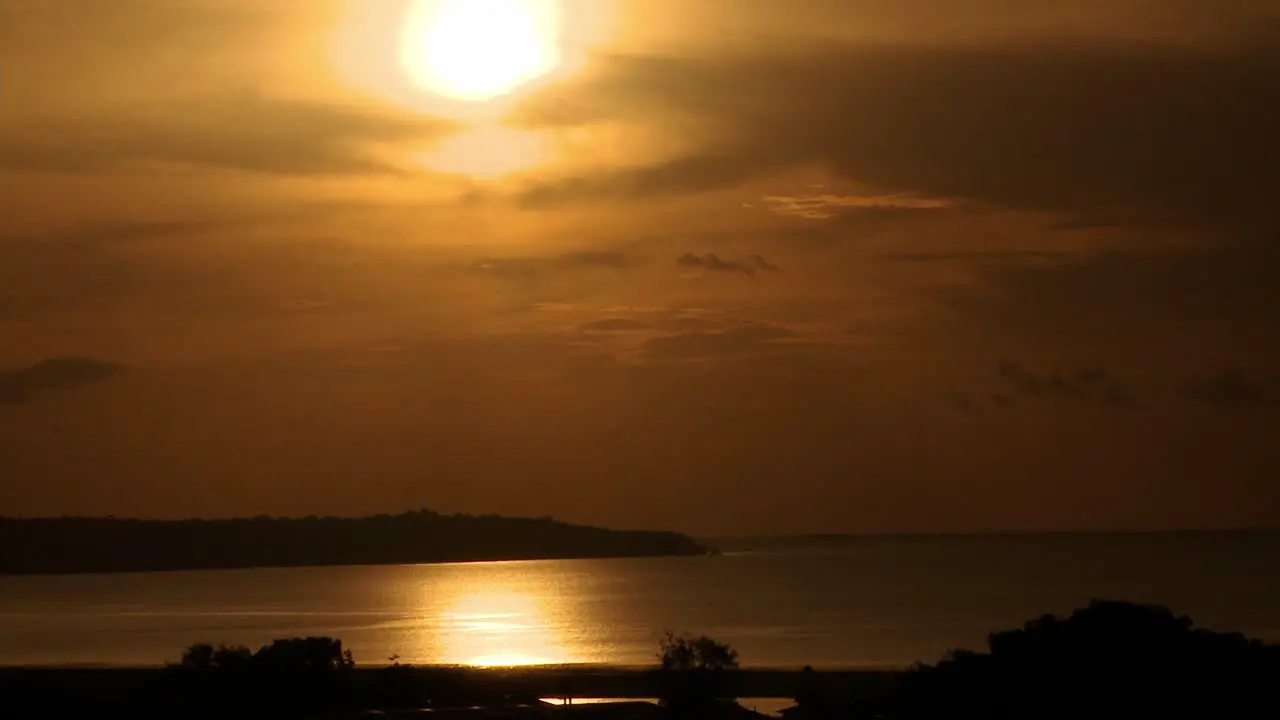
top-left (658, 631), bottom-right (739, 671)
top-left (655, 632), bottom-right (740, 712)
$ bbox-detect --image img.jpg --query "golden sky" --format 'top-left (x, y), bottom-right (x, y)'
top-left (2, 0), bottom-right (1279, 534)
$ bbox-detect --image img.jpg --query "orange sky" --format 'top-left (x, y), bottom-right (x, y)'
top-left (2, 0), bottom-right (1279, 534)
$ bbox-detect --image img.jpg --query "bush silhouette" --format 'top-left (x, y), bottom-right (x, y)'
top-left (164, 637), bottom-right (355, 717)
top-left (180, 643), bottom-right (252, 671)
top-left (179, 637), bottom-right (351, 675)
top-left (898, 600), bottom-right (1280, 720)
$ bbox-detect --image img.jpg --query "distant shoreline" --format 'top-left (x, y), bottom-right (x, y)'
top-left (0, 552), bottom-right (713, 579)
top-left (0, 511), bottom-right (709, 576)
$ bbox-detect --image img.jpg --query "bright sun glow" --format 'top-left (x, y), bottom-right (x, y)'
top-left (402, 0), bottom-right (561, 101)
top-left (421, 124), bottom-right (552, 177)
top-left (437, 590), bottom-right (573, 667)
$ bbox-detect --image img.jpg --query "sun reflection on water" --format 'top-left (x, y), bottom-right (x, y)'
top-left (434, 589), bottom-right (576, 667)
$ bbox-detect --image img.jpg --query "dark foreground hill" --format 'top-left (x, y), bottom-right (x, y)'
top-left (0, 511), bottom-right (708, 575)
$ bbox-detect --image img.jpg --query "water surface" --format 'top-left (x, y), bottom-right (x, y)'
top-left (2, 533), bottom-right (1277, 668)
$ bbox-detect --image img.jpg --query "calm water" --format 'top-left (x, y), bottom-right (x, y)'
top-left (2, 534), bottom-right (1278, 668)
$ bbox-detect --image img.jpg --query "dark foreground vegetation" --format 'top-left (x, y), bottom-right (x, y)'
top-left (0, 601), bottom-right (1276, 719)
top-left (0, 511), bottom-right (707, 575)
top-left (892, 600), bottom-right (1280, 720)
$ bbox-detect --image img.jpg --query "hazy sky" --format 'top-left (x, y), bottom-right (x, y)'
top-left (2, 0), bottom-right (1279, 535)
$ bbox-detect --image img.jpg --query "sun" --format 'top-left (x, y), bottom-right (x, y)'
top-left (401, 0), bottom-right (561, 102)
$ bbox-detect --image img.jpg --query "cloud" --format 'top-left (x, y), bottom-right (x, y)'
top-left (0, 357), bottom-right (123, 405)
top-left (644, 322), bottom-right (798, 360)
top-left (510, 153), bottom-right (764, 207)
top-left (1180, 369), bottom-right (1277, 410)
top-left (676, 252), bottom-right (780, 276)
top-left (580, 317), bottom-right (654, 333)
top-left (0, 93), bottom-right (452, 176)
top-left (568, 307), bottom-right (811, 361)
top-left (557, 307), bottom-right (862, 382)
top-left (763, 193), bottom-right (956, 220)
top-left (470, 251), bottom-right (632, 279)
top-left (750, 254), bottom-right (780, 272)
top-left (513, 40), bottom-right (1280, 227)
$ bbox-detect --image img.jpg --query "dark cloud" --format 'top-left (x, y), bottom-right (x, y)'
top-left (514, 41), bottom-right (1280, 227)
top-left (999, 361), bottom-right (1135, 405)
top-left (8, 201), bottom-right (378, 248)
top-left (999, 361), bottom-right (1086, 399)
top-left (942, 244), bottom-right (1280, 354)
top-left (949, 391), bottom-right (982, 414)
top-left (1047, 218), bottom-right (1124, 232)
top-left (0, 93), bottom-right (452, 176)
top-left (751, 254), bottom-right (780, 272)
top-left (0, 357), bottom-right (122, 405)
top-left (1101, 385), bottom-right (1138, 408)
top-left (12, 218), bottom-right (228, 248)
top-left (880, 249), bottom-right (1069, 264)
top-left (676, 252), bottom-right (780, 276)
top-left (0, 219), bottom-right (384, 324)
top-left (1180, 369), bottom-right (1277, 410)
top-left (963, 360), bottom-right (1139, 410)
top-left (988, 391), bottom-right (1016, 408)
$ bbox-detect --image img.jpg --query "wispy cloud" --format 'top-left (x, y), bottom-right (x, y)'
top-left (676, 253), bottom-right (780, 277)
top-left (644, 322), bottom-right (797, 360)
top-left (580, 317), bottom-right (654, 333)
top-left (470, 251), bottom-right (632, 279)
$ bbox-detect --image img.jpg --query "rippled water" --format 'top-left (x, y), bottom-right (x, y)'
top-left (2, 533), bottom-right (1277, 668)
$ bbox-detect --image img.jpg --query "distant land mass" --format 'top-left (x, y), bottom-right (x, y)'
top-left (0, 511), bottom-right (709, 576)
